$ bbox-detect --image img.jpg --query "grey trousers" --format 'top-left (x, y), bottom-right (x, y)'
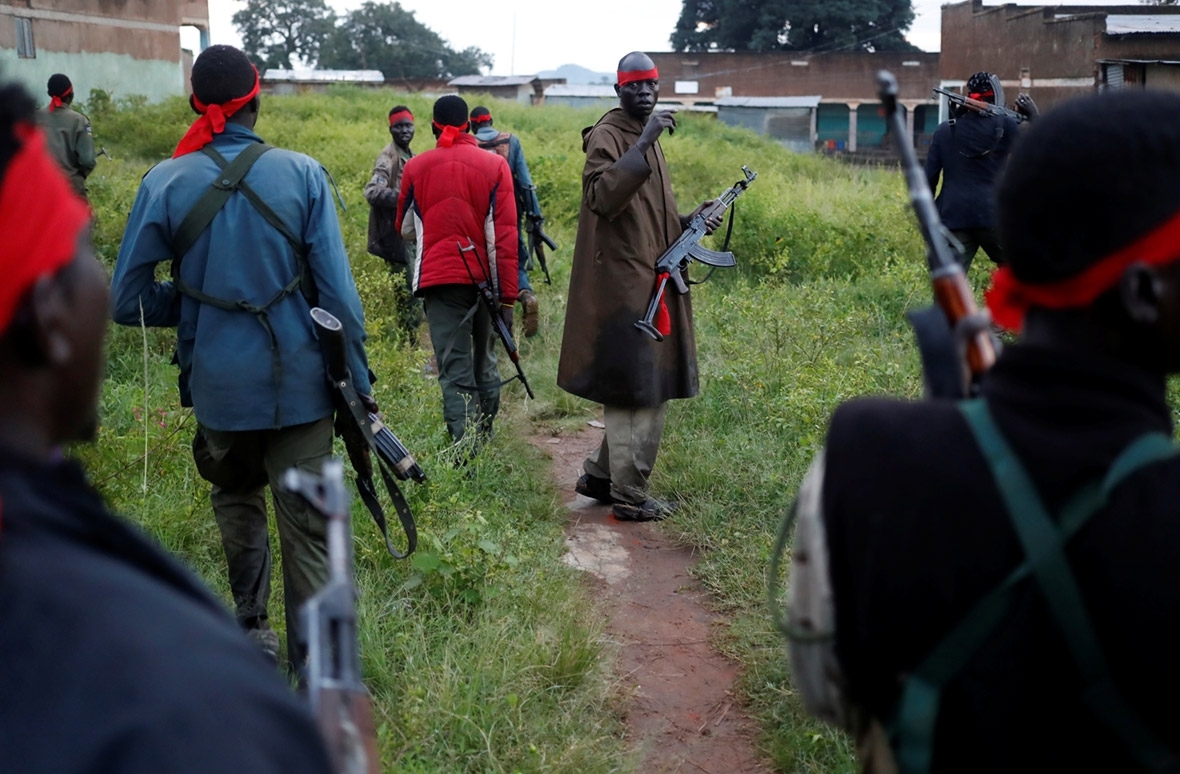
top-left (200, 416), bottom-right (334, 672)
top-left (584, 403), bottom-right (668, 505)
top-left (950, 228), bottom-right (1005, 272)
top-left (423, 284), bottom-right (501, 442)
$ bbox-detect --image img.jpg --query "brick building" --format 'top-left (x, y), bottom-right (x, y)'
top-left (940, 1), bottom-right (1180, 112)
top-left (0, 0), bottom-right (209, 103)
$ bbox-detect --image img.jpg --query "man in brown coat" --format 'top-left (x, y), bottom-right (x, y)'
top-left (557, 51), bottom-right (719, 521)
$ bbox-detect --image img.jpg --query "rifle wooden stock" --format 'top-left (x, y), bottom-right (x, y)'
top-left (317, 689), bottom-right (381, 774)
top-left (931, 269), bottom-right (998, 376)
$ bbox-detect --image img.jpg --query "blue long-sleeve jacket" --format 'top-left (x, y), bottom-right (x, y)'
top-left (110, 124), bottom-right (371, 432)
top-left (473, 126), bottom-right (541, 219)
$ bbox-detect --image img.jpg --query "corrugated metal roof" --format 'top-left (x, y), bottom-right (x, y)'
top-left (544, 84), bottom-right (616, 97)
top-left (448, 75), bottom-right (537, 87)
top-left (1105, 14), bottom-right (1180, 34)
top-left (715, 96), bottom-right (822, 108)
top-left (263, 69), bottom-right (384, 83)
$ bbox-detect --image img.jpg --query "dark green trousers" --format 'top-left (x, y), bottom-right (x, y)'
top-left (423, 284), bottom-right (501, 443)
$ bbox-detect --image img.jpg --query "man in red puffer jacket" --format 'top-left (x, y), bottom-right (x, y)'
top-left (397, 94), bottom-right (518, 454)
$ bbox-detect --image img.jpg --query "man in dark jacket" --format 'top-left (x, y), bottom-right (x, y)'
top-left (364, 103), bottom-right (422, 340)
top-left (110, 45), bottom-right (374, 673)
top-left (397, 95), bottom-right (518, 452)
top-left (0, 78), bottom-right (331, 774)
top-left (557, 52), bottom-right (718, 522)
top-left (924, 72), bottom-right (1036, 271)
top-left (34, 73), bottom-right (96, 199)
top-left (788, 89), bottom-right (1180, 772)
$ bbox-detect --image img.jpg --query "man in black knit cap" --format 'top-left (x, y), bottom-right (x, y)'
top-left (788, 89), bottom-right (1180, 772)
top-left (35, 73), bottom-right (96, 199)
top-left (0, 78), bottom-right (331, 774)
top-left (110, 45), bottom-right (374, 674)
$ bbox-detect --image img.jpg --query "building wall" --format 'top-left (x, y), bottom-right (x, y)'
top-left (647, 51), bottom-right (940, 102)
top-left (0, 0), bottom-right (206, 103)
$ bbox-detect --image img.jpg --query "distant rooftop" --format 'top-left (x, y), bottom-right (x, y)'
top-left (544, 84), bottom-right (616, 98)
top-left (448, 75), bottom-right (538, 87)
top-left (1105, 14), bottom-right (1180, 34)
top-left (263, 69), bottom-right (384, 83)
top-left (715, 96), bottom-right (823, 108)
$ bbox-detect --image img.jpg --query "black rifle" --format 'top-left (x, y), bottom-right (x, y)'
top-left (458, 240), bottom-right (536, 399)
top-left (636, 166), bottom-right (757, 341)
top-left (932, 86), bottom-right (1029, 125)
top-left (312, 307), bottom-right (420, 558)
top-left (524, 214), bottom-right (557, 285)
top-left (882, 71), bottom-right (998, 398)
top-left (283, 459), bottom-right (381, 774)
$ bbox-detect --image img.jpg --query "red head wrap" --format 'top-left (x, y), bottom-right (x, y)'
top-left (470, 112), bottom-right (493, 124)
top-left (433, 120), bottom-right (469, 148)
top-left (172, 67), bottom-right (261, 158)
top-left (986, 206), bottom-right (1180, 331)
top-left (0, 125), bottom-right (91, 333)
top-left (389, 109), bottom-right (414, 126)
top-left (618, 67), bottom-right (659, 87)
top-left (49, 85), bottom-right (72, 113)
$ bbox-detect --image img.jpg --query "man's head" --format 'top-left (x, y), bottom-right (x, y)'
top-left (431, 95), bottom-right (469, 145)
top-left (966, 71), bottom-right (1002, 106)
top-left (615, 52), bottom-right (658, 120)
top-left (470, 106), bottom-right (494, 129)
top-left (993, 89), bottom-right (1180, 369)
top-left (0, 81), bottom-right (105, 456)
top-left (46, 74), bottom-right (73, 109)
top-left (388, 104), bottom-right (415, 149)
top-left (190, 45), bottom-right (259, 127)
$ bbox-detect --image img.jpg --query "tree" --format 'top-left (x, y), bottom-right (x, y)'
top-left (233, 0), bottom-right (337, 70)
top-left (319, 2), bottom-right (492, 80)
top-left (671, 0), bottom-right (918, 53)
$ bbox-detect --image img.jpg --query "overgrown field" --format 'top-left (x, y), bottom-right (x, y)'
top-left (77, 86), bottom-right (972, 772)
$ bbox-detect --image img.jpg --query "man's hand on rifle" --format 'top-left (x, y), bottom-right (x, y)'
top-left (685, 199), bottom-right (724, 234)
top-left (1014, 93), bottom-right (1039, 120)
top-left (360, 392), bottom-right (379, 415)
top-left (500, 304), bottom-right (514, 337)
top-left (637, 110), bottom-right (677, 153)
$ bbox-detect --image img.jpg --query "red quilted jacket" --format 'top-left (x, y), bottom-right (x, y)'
top-left (396, 133), bottom-right (518, 302)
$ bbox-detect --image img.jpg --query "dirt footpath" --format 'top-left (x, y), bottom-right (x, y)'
top-left (531, 426), bottom-right (771, 774)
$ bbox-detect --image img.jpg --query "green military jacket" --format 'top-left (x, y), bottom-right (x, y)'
top-left (36, 104), bottom-right (96, 196)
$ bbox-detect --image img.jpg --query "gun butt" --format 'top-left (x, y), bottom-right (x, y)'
top-left (317, 687), bottom-right (381, 774)
top-left (311, 307), bottom-right (350, 384)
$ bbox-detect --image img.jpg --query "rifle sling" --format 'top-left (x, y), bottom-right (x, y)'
top-left (439, 296), bottom-right (524, 393)
top-left (336, 373), bottom-right (418, 559)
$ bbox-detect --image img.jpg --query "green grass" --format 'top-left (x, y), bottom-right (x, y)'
top-left (77, 86), bottom-right (978, 772)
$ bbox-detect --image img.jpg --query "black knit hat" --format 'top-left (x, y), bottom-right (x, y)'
top-left (997, 89), bottom-right (1180, 284)
top-left (191, 45), bottom-right (256, 107)
top-left (46, 74), bottom-right (72, 99)
top-left (433, 94), bottom-right (469, 128)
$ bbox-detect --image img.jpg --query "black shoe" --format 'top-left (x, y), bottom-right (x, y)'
top-left (612, 497), bottom-right (677, 522)
top-left (574, 473), bottom-right (615, 503)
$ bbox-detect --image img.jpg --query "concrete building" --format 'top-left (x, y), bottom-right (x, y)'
top-left (715, 96), bottom-right (821, 154)
top-left (940, 1), bottom-right (1180, 112)
top-left (0, 0), bottom-right (208, 103)
top-left (448, 74), bottom-right (565, 104)
top-left (647, 51), bottom-right (941, 153)
top-left (542, 83), bottom-right (617, 110)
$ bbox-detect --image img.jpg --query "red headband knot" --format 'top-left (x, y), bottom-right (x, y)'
top-left (49, 85), bottom-right (73, 112)
top-left (172, 67), bottom-right (262, 158)
top-left (618, 67), bottom-right (659, 87)
top-left (0, 124), bottom-right (91, 333)
top-left (986, 206), bottom-right (1180, 331)
top-left (433, 120), bottom-right (468, 148)
top-left (471, 113), bottom-right (493, 124)
top-left (389, 109), bottom-right (414, 126)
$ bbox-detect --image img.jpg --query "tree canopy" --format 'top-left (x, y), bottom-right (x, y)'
top-left (671, 0), bottom-right (918, 53)
top-left (233, 0), bottom-right (337, 71)
top-left (233, 0), bottom-right (492, 78)
top-left (318, 2), bottom-right (492, 79)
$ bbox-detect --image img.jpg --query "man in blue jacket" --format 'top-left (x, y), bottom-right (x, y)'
top-left (110, 45), bottom-right (374, 674)
top-left (471, 105), bottom-right (543, 337)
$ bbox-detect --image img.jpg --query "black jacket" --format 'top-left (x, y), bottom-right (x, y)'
top-left (0, 451), bottom-right (332, 773)
top-left (924, 110), bottom-right (1020, 231)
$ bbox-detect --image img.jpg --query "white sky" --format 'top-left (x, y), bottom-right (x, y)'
top-left (193, 1), bottom-right (1137, 75)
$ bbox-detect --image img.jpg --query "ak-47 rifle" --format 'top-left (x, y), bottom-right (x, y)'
top-left (635, 166), bottom-right (757, 341)
top-left (933, 86), bottom-right (1029, 125)
top-left (524, 214), bottom-right (557, 285)
top-left (312, 307), bottom-right (420, 558)
top-left (882, 71), bottom-right (998, 397)
top-left (458, 240), bottom-right (536, 399)
top-left (283, 459), bottom-right (381, 774)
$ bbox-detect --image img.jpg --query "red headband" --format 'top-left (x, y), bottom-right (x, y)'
top-left (470, 113), bottom-right (493, 124)
top-left (433, 120), bottom-right (468, 148)
top-left (618, 67), bottom-right (658, 87)
top-left (389, 109), bottom-right (414, 126)
top-left (986, 206), bottom-right (1180, 331)
top-left (49, 85), bottom-right (73, 112)
top-left (173, 68), bottom-right (261, 158)
top-left (0, 125), bottom-right (91, 333)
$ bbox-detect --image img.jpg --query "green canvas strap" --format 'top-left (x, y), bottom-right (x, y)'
top-left (893, 399), bottom-right (1177, 773)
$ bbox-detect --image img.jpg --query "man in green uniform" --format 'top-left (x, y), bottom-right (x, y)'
top-left (35, 74), bottom-right (96, 200)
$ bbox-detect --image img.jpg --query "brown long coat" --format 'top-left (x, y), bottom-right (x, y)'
top-left (557, 108), bottom-right (699, 408)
